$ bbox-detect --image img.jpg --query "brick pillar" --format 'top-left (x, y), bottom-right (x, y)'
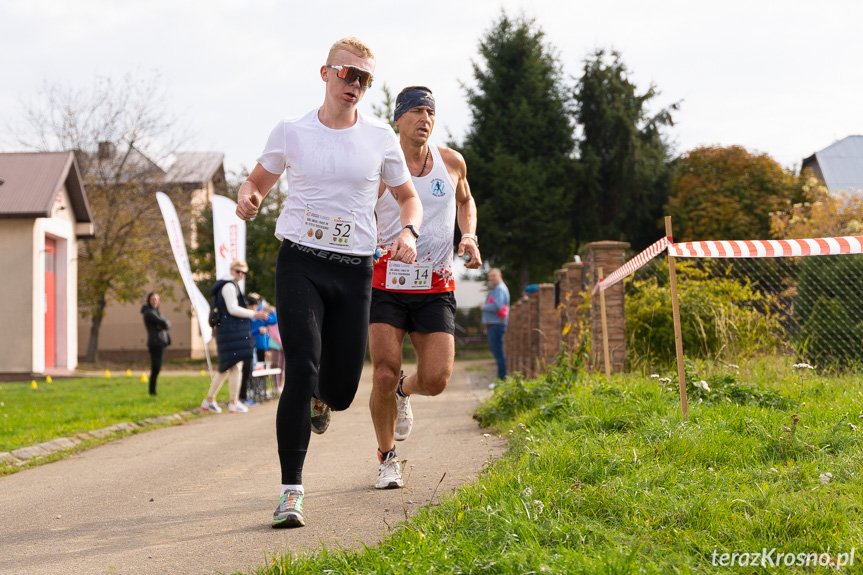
top-left (517, 298), bottom-right (527, 375)
top-left (537, 284), bottom-right (558, 368)
top-left (585, 241), bottom-right (629, 373)
top-left (504, 299), bottom-right (517, 373)
top-left (527, 292), bottom-right (539, 377)
top-left (519, 297), bottom-right (529, 375)
top-left (556, 261), bottom-right (584, 355)
top-left (521, 294), bottom-right (536, 377)
top-left (502, 305), bottom-right (510, 370)
top-left (505, 299), bottom-right (521, 375)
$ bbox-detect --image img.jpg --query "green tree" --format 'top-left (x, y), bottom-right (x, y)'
top-left (459, 13), bottom-right (577, 289)
top-left (13, 74), bottom-right (192, 362)
top-left (573, 50), bottom-right (676, 252)
top-left (666, 145), bottom-right (805, 242)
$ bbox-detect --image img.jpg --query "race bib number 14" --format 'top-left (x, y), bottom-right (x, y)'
top-left (386, 261), bottom-right (433, 290)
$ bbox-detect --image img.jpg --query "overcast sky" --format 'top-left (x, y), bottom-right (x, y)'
top-left (2, 0), bottom-right (861, 177)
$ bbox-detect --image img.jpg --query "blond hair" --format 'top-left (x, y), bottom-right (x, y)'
top-left (229, 259), bottom-right (248, 272)
top-left (326, 37), bottom-right (375, 64)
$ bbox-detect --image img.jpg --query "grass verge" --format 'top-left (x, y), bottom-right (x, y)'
top-left (0, 373), bottom-right (221, 475)
top-left (248, 356), bottom-right (863, 574)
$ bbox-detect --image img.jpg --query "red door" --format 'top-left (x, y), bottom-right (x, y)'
top-left (44, 238), bottom-right (56, 368)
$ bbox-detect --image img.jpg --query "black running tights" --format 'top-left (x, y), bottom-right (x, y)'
top-left (275, 241), bottom-right (372, 485)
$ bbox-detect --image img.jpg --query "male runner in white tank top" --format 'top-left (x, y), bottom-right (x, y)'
top-left (368, 86), bottom-right (482, 489)
top-left (236, 38), bottom-right (423, 528)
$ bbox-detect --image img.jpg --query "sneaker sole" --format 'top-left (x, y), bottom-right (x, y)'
top-left (375, 479), bottom-right (404, 489)
top-left (310, 417), bottom-right (330, 434)
top-left (394, 428), bottom-right (412, 441)
top-left (272, 514), bottom-right (305, 528)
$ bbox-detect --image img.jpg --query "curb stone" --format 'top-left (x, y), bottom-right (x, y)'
top-left (1, 408), bottom-right (209, 467)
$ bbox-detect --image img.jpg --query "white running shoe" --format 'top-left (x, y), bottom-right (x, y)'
top-left (395, 374), bottom-right (413, 441)
top-left (272, 489), bottom-right (305, 528)
top-left (200, 399), bottom-right (222, 414)
top-left (228, 401), bottom-right (249, 413)
top-left (375, 451), bottom-right (404, 489)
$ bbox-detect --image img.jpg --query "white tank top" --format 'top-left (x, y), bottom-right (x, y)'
top-left (374, 144), bottom-right (457, 292)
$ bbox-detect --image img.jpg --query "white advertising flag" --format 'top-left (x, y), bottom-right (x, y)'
top-left (212, 195), bottom-right (246, 291)
top-left (155, 192), bottom-right (213, 344)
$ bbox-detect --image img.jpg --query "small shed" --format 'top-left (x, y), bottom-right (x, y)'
top-left (0, 152), bottom-right (94, 380)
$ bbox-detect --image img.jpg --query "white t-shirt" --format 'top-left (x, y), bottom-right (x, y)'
top-left (257, 109), bottom-right (411, 256)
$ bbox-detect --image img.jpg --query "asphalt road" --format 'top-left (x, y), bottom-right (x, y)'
top-left (0, 359), bottom-right (505, 575)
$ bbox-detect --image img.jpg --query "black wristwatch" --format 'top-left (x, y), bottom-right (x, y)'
top-left (403, 224), bottom-right (420, 239)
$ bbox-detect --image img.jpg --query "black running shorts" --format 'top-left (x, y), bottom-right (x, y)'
top-left (369, 289), bottom-right (457, 334)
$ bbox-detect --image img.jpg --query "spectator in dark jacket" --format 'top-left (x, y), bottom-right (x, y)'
top-left (141, 292), bottom-right (171, 395)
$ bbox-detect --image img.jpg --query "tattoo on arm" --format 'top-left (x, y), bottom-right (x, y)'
top-left (392, 190), bottom-right (399, 201)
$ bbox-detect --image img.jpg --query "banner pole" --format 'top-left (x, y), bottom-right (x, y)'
top-left (598, 267), bottom-right (612, 379)
top-left (665, 216), bottom-right (688, 418)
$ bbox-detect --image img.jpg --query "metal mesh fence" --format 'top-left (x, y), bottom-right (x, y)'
top-left (622, 253), bottom-right (863, 372)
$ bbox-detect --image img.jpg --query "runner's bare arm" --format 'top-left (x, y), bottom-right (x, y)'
top-left (388, 179), bottom-right (423, 263)
top-left (445, 148), bottom-right (482, 269)
top-left (237, 164), bottom-right (281, 220)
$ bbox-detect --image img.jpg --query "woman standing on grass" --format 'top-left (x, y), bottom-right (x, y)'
top-left (141, 292), bottom-right (171, 396)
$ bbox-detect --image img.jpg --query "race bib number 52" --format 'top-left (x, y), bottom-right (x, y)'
top-left (303, 209), bottom-right (354, 250)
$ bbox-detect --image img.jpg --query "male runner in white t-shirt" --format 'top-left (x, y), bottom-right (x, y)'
top-left (236, 38), bottom-right (423, 528)
top-left (368, 86), bottom-right (481, 489)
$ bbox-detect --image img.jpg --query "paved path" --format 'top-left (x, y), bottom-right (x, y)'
top-left (0, 360), bottom-right (504, 575)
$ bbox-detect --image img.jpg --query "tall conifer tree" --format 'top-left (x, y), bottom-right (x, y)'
top-left (573, 50), bottom-right (677, 252)
top-left (459, 13), bottom-right (576, 289)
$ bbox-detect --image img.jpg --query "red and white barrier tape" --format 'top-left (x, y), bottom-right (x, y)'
top-left (667, 236), bottom-right (863, 258)
top-left (590, 234), bottom-right (863, 296)
top-left (593, 236), bottom-right (669, 294)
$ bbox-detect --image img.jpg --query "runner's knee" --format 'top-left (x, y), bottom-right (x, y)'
top-left (417, 372), bottom-right (449, 396)
top-left (373, 364), bottom-right (401, 395)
